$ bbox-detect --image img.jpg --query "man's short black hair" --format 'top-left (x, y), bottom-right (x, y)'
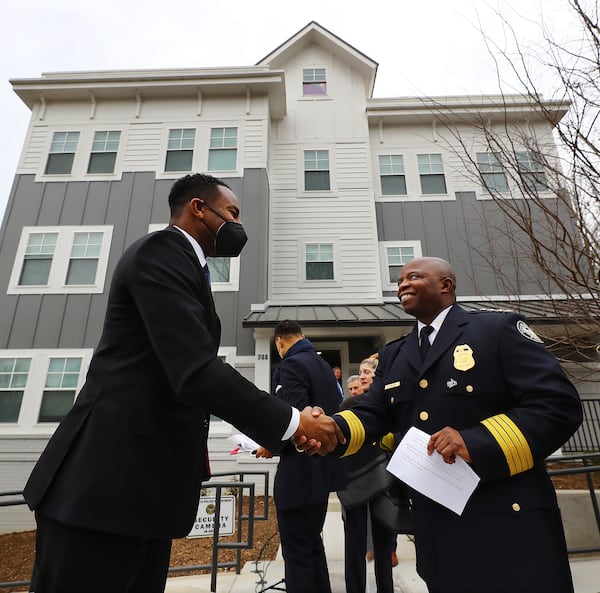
top-left (168, 173), bottom-right (230, 215)
top-left (274, 320), bottom-right (303, 339)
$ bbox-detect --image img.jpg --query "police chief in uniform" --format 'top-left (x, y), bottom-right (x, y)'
top-left (330, 257), bottom-right (582, 593)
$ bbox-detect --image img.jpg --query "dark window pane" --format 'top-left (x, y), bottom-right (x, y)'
top-left (165, 150), bottom-right (193, 172)
top-left (38, 390), bottom-right (76, 423)
top-left (305, 171), bottom-right (330, 191)
top-left (45, 153), bottom-right (75, 175)
top-left (303, 82), bottom-right (327, 95)
top-left (420, 174), bottom-right (447, 194)
top-left (306, 261), bottom-right (334, 280)
top-left (66, 259), bottom-right (98, 285)
top-left (88, 152), bottom-right (117, 174)
top-left (381, 175), bottom-right (407, 195)
top-left (19, 258), bottom-right (52, 285)
top-left (0, 391), bottom-right (24, 422)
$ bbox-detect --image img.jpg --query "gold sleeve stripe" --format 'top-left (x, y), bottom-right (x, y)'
top-left (336, 410), bottom-right (365, 457)
top-left (481, 414), bottom-right (534, 476)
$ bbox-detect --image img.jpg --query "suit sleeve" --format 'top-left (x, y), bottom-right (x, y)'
top-left (126, 232), bottom-right (292, 451)
top-left (461, 314), bottom-right (582, 482)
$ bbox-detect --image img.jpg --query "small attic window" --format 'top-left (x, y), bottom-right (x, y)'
top-left (302, 68), bottom-right (327, 96)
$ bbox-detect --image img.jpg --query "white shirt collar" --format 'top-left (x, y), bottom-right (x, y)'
top-left (173, 225), bottom-right (207, 267)
top-left (417, 304), bottom-right (453, 343)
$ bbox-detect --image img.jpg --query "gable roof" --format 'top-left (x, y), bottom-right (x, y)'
top-left (257, 21), bottom-right (378, 96)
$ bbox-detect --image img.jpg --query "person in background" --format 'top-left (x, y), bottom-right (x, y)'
top-left (330, 257), bottom-right (582, 593)
top-left (358, 356), bottom-right (377, 393)
top-left (256, 320), bottom-right (345, 593)
top-left (346, 374), bottom-right (363, 397)
top-left (332, 366), bottom-right (344, 399)
top-left (337, 359), bottom-right (396, 593)
top-left (23, 174), bottom-right (344, 593)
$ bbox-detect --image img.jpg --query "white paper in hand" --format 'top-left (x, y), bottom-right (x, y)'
top-left (386, 426), bottom-right (480, 515)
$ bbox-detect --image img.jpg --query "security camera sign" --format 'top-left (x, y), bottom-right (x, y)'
top-left (187, 495), bottom-right (236, 538)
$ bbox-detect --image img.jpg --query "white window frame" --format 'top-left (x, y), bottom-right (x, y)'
top-left (0, 348), bottom-right (92, 434)
top-left (301, 67), bottom-right (328, 97)
top-left (86, 130), bottom-right (122, 176)
top-left (379, 241), bottom-right (422, 291)
top-left (417, 153), bottom-right (448, 196)
top-left (378, 154), bottom-right (407, 196)
top-left (207, 127), bottom-right (238, 173)
top-left (163, 127), bottom-right (197, 174)
top-left (299, 147), bottom-right (336, 196)
top-left (37, 127), bottom-right (126, 182)
top-left (8, 226), bottom-right (113, 295)
top-left (298, 238), bottom-right (341, 288)
top-left (44, 130), bottom-right (81, 176)
top-left (147, 224), bottom-right (240, 292)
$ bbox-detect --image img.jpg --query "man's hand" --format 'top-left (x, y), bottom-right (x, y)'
top-left (255, 446), bottom-right (273, 459)
top-left (292, 406), bottom-right (346, 456)
top-left (427, 426), bottom-right (472, 464)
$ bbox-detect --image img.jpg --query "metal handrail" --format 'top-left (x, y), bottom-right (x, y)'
top-left (545, 452), bottom-right (600, 555)
top-left (0, 471), bottom-right (272, 592)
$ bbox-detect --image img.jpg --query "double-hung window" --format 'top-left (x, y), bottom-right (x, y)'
top-left (477, 152), bottom-right (508, 192)
top-left (379, 241), bottom-right (422, 291)
top-left (19, 233), bottom-right (58, 286)
top-left (516, 152), bottom-right (548, 192)
top-left (88, 131), bottom-right (121, 174)
top-left (208, 127), bottom-right (238, 171)
top-left (305, 243), bottom-right (334, 280)
top-left (302, 68), bottom-right (327, 96)
top-left (304, 150), bottom-right (330, 191)
top-left (0, 357), bottom-right (31, 423)
top-left (38, 357), bottom-right (81, 423)
top-left (165, 128), bottom-right (195, 172)
top-left (45, 131), bottom-right (80, 175)
top-left (0, 350), bottom-right (92, 430)
top-left (379, 155), bottom-right (407, 195)
top-left (417, 153), bottom-right (447, 194)
top-left (9, 226), bottom-right (113, 294)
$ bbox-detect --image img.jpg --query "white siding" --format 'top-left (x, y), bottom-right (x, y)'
top-left (243, 118), bottom-right (268, 167)
top-left (18, 125), bottom-right (47, 173)
top-left (122, 123), bottom-right (163, 171)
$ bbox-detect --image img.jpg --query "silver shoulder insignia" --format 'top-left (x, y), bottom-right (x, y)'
top-left (516, 320), bottom-right (543, 343)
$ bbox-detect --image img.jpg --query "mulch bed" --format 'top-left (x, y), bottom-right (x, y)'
top-left (0, 497), bottom-right (280, 591)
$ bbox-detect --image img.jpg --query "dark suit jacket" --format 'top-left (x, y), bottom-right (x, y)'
top-left (24, 226), bottom-right (293, 539)
top-left (334, 305), bottom-right (582, 592)
top-left (271, 338), bottom-right (345, 511)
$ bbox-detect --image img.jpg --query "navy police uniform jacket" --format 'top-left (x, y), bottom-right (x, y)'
top-left (272, 338), bottom-right (345, 510)
top-left (334, 305), bottom-right (582, 593)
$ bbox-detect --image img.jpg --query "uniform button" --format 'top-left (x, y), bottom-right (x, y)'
top-left (419, 411), bottom-right (429, 421)
top-left (419, 379), bottom-right (428, 388)
top-left (512, 503), bottom-right (521, 512)
top-left (390, 397), bottom-right (395, 404)
top-left (466, 385), bottom-right (474, 393)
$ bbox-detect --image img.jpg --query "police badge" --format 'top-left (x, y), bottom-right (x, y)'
top-left (453, 344), bottom-right (475, 371)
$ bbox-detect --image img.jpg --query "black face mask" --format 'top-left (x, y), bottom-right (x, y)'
top-left (202, 204), bottom-right (248, 257)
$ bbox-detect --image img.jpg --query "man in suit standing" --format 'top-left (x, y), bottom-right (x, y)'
top-left (256, 320), bottom-right (345, 593)
top-left (23, 174), bottom-right (344, 593)
top-left (324, 257), bottom-right (582, 593)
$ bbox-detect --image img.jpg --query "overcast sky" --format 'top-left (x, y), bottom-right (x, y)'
top-left (0, 0), bottom-right (576, 219)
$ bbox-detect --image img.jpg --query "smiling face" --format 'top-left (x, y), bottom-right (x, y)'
top-left (396, 257), bottom-right (456, 324)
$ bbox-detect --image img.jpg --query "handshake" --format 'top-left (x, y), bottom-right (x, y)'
top-left (292, 406), bottom-right (346, 455)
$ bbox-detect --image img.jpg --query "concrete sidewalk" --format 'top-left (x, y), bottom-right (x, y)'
top-left (165, 498), bottom-right (600, 593)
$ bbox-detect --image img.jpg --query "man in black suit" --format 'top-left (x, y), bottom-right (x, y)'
top-left (320, 257), bottom-right (582, 593)
top-left (23, 173), bottom-right (344, 593)
top-left (255, 320), bottom-right (345, 593)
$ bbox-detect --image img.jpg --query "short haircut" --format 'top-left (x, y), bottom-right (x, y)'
top-left (274, 320), bottom-right (303, 339)
top-left (168, 173), bottom-right (230, 215)
top-left (346, 374), bottom-right (360, 384)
